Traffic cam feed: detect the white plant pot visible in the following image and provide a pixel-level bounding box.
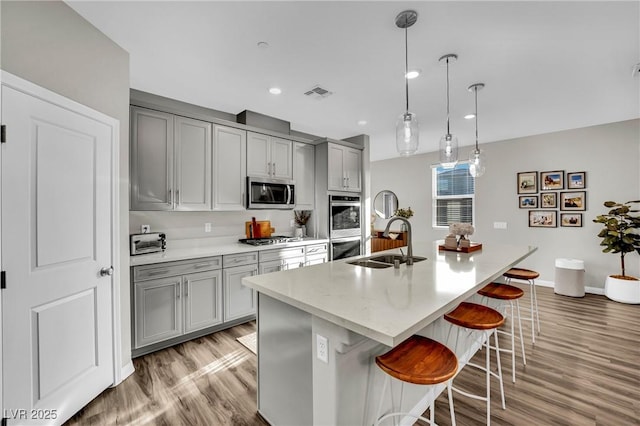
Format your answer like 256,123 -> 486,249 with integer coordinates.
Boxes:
604,275 -> 640,304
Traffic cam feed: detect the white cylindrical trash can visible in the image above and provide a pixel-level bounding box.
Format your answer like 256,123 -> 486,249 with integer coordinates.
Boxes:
554,258 -> 585,297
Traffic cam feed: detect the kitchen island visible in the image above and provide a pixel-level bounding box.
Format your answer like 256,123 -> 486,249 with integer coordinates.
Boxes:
242,241 -> 537,425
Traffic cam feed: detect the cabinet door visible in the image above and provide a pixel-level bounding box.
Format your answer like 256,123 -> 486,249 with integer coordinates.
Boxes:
213,125 -> 247,210
134,276 -> 182,348
223,263 -> 258,322
283,256 -> 306,270
183,270 -> 223,333
327,143 -> 346,191
344,147 -> 362,192
130,107 -> 174,210
174,116 -> 212,211
247,132 -> 271,177
293,142 -> 315,209
271,137 -> 293,179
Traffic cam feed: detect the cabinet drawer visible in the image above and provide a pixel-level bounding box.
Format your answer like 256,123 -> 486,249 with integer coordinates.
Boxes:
259,246 -> 305,262
133,256 -> 222,282
223,251 -> 258,268
305,243 -> 328,255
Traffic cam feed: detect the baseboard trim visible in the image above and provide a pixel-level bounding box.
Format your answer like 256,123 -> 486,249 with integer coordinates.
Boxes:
114,361 -> 135,387
506,278 -> 605,295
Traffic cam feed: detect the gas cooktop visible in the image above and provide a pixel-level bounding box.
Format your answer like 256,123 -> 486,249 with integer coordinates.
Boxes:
238,236 -> 303,246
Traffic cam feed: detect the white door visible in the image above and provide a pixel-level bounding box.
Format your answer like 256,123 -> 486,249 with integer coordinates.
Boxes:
2,80 -> 115,424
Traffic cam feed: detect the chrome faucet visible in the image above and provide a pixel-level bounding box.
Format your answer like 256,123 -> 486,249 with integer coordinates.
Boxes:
383,217 -> 413,265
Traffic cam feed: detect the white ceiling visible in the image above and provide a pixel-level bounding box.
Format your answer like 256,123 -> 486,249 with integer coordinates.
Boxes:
67,1 -> 640,161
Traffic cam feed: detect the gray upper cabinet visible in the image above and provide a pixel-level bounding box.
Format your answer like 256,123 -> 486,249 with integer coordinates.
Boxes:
293,142 -> 315,209
174,116 -> 212,211
213,125 -> 247,210
131,106 -> 212,211
130,107 -> 174,210
327,143 -> 362,192
247,131 -> 293,179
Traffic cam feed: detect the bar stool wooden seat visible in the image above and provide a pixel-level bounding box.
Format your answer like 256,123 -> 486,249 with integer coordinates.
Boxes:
444,302 -> 506,426
478,282 -> 526,383
503,267 -> 541,343
375,335 -> 458,426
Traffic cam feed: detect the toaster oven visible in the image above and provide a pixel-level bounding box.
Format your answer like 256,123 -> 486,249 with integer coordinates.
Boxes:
130,232 -> 166,255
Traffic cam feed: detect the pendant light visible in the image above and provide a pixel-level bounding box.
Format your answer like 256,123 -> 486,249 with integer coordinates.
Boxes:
439,54 -> 459,169
395,10 -> 419,156
468,83 -> 486,177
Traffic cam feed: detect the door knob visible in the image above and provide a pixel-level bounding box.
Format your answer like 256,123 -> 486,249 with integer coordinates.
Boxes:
100,266 -> 114,277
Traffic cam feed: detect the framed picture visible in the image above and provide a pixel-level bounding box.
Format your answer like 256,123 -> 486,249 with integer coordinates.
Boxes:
561,213 -> 583,227
540,170 -> 564,190
567,171 -> 586,189
529,210 -> 557,228
519,195 -> 538,208
517,171 -> 538,194
560,191 -> 586,211
540,192 -> 557,208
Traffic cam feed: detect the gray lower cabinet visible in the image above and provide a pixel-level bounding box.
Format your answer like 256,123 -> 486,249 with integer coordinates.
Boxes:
133,256 -> 223,352
305,243 -> 328,266
223,263 -> 258,322
259,246 -> 306,274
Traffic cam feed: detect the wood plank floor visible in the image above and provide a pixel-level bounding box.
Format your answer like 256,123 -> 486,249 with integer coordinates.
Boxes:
66,286 -> 640,426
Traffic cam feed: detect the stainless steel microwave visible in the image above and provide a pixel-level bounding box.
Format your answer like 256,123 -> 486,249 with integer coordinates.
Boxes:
246,176 -> 295,210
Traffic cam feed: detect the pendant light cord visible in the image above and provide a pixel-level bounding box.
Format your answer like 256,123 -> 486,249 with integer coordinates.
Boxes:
404,19 -> 409,113
446,57 -> 451,135
474,86 -> 479,151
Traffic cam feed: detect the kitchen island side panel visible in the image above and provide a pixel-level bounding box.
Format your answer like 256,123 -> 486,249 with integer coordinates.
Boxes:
257,293 -> 313,426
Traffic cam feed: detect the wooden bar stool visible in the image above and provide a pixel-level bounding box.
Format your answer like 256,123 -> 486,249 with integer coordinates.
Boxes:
478,282 -> 526,383
444,302 -> 506,426
504,267 -> 541,343
375,335 -> 458,426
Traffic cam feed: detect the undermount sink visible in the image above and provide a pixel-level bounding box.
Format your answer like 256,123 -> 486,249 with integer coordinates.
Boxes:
368,254 -> 427,264
347,259 -> 392,269
347,254 -> 427,269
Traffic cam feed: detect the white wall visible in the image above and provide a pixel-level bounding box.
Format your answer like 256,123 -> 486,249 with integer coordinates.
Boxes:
1,1 -> 131,371
372,119 -> 640,289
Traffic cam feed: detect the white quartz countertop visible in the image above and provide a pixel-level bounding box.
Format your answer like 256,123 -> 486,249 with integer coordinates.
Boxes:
130,237 -> 329,266
242,241 -> 537,347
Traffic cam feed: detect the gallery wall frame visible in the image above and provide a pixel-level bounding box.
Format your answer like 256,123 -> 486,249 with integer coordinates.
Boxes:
567,171 -> 586,189
541,192 -> 557,208
517,171 -> 538,194
560,191 -> 586,211
561,213 -> 583,227
529,210 -> 557,228
540,170 -> 564,190
519,195 -> 538,208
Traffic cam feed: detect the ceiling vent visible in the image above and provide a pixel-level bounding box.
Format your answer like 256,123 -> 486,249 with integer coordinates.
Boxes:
304,85 -> 333,100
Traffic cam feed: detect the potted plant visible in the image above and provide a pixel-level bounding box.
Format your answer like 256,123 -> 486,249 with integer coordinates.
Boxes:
294,210 -> 311,237
593,200 -> 640,303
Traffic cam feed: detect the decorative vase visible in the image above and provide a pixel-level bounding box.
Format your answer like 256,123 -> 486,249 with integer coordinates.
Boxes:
444,234 -> 457,249
400,223 -> 408,232
604,275 -> 640,304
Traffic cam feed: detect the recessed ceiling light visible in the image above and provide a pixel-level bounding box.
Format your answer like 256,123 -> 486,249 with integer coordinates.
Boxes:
269,87 -> 282,95
357,120 -> 368,126
406,69 -> 421,79
464,114 -> 475,120
257,41 -> 270,49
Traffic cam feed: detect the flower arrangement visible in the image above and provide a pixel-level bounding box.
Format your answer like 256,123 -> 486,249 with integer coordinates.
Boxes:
449,223 -> 474,237
294,210 -> 311,227
394,207 -> 414,219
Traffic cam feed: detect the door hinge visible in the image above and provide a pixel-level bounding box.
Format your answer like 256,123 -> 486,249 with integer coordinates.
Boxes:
1,270 -> 6,289
1,124 -> 6,143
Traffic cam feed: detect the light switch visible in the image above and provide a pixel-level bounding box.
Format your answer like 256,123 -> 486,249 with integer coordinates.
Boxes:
494,222 -> 507,229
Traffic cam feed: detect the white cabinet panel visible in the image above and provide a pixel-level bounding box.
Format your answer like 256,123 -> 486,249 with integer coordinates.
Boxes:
175,116 -> 212,211
134,276 -> 182,348
327,143 -> 346,191
184,270 -> 223,333
213,125 -> 246,210
293,142 -> 315,209
224,263 -> 258,322
247,131 -> 293,179
327,143 -> 362,192
271,137 -> 293,179
130,107 -> 173,210
344,147 -> 362,192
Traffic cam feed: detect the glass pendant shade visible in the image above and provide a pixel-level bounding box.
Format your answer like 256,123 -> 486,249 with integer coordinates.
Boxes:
439,133 -> 459,169
468,147 -> 486,177
396,111 -> 419,156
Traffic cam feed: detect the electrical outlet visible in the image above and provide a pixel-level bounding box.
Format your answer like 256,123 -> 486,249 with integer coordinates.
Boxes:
290,219 -> 295,228
205,222 -> 212,233
316,334 -> 328,363
141,224 -> 151,234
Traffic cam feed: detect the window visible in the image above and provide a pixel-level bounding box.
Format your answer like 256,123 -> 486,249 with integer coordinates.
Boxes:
432,163 -> 475,228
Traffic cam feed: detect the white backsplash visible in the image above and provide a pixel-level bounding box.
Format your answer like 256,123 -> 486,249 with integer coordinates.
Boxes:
130,210 -> 314,241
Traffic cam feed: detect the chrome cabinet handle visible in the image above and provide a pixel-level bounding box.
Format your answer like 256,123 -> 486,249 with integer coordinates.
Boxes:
184,281 -> 189,297
168,189 -> 172,204
273,162 -> 276,176
193,263 -> 213,269
176,285 -> 181,299
99,266 -> 114,277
